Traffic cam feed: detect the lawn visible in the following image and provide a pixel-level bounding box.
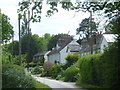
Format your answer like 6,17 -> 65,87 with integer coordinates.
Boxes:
33,79 -> 52,90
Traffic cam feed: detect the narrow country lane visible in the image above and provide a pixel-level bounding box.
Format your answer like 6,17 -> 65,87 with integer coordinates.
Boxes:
32,75 -> 86,90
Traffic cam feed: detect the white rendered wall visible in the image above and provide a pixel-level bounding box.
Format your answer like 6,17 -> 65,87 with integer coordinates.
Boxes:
48,53 -> 60,63
100,37 -> 108,53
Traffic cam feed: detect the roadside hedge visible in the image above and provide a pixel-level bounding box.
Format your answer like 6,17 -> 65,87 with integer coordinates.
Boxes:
64,65 -> 79,82
78,44 -> 120,88
78,54 -> 103,86
100,43 -> 120,88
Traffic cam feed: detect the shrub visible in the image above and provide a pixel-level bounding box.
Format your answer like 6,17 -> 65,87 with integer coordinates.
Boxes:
12,54 -> 27,65
43,62 -> 54,76
40,70 -> 48,77
28,62 -> 37,67
78,43 -> 120,88
64,65 -> 79,82
100,43 -> 120,88
65,53 -> 79,67
56,75 -> 63,80
78,54 -> 102,86
43,62 -> 54,71
2,52 -> 13,64
2,64 -> 34,88
31,66 -> 43,74
50,64 -> 63,78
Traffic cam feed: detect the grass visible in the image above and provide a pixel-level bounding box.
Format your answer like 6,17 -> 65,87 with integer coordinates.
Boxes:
76,81 -> 102,89
33,79 -> 52,90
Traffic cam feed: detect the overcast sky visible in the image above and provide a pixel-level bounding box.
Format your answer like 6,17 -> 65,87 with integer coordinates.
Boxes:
0,0 -> 90,40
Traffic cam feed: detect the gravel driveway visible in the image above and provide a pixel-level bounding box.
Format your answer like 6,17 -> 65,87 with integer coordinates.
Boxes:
32,75 -> 86,90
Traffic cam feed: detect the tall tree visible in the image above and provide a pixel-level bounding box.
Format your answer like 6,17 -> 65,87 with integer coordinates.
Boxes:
47,33 -> 68,50
0,9 -> 2,45
20,33 -> 51,62
76,18 -> 98,39
76,17 -> 98,54
7,41 -> 19,56
1,13 -> 14,44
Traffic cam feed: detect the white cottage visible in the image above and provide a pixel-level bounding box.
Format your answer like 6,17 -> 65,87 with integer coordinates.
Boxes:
80,34 -> 116,56
47,36 -> 80,64
33,51 -> 51,62
100,34 -> 116,53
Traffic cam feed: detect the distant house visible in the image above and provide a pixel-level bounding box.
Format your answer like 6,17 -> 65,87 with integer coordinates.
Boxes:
33,51 -> 51,62
100,34 -> 116,53
47,36 -> 80,64
80,34 -> 116,56
66,45 -> 81,54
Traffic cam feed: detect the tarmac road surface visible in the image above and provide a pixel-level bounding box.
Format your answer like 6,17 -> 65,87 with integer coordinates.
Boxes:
32,75 -> 86,90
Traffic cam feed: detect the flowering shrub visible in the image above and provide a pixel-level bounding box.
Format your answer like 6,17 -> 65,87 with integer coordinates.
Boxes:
43,62 -> 54,76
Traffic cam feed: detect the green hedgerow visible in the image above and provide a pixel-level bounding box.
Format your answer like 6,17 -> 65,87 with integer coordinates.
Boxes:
78,54 -> 103,86
64,65 -> 79,82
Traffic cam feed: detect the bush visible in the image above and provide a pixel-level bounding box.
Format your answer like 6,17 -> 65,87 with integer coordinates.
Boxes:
31,66 -> 43,74
78,54 -> 102,86
56,75 -> 65,81
2,52 -> 13,64
100,43 -> 120,88
2,64 -> 34,88
65,53 -> 79,67
64,65 -> 79,82
28,62 -> 37,67
40,70 -> 48,77
50,64 -> 63,78
78,43 -> 120,88
43,62 -> 54,76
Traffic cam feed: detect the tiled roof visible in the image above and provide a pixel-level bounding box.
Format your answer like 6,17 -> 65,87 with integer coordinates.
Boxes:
34,51 -> 48,57
79,46 -> 98,53
68,45 -> 80,52
48,36 -> 73,55
48,40 -> 72,55
80,34 -> 116,53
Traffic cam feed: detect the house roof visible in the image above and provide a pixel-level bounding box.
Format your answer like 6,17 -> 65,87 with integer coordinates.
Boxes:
48,40 -> 72,55
48,36 -> 73,55
103,34 -> 116,42
80,34 -> 116,53
34,51 -> 49,57
68,45 -> 80,52
79,46 -> 98,53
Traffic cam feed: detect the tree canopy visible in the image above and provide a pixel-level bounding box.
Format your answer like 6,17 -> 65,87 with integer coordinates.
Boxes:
47,33 -> 68,50
76,17 -> 98,39
1,13 -> 14,44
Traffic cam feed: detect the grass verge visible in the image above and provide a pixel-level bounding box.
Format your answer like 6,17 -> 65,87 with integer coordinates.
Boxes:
33,79 -> 52,90
76,81 -> 102,89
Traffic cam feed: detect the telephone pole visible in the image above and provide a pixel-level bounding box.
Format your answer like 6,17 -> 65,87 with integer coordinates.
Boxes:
90,11 -> 93,54
18,14 -> 21,65
27,9 -> 31,63
12,32 -> 14,56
